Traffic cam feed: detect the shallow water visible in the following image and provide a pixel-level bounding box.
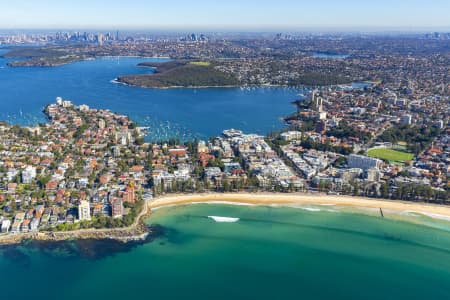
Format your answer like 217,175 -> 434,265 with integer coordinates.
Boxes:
2,204 -> 450,300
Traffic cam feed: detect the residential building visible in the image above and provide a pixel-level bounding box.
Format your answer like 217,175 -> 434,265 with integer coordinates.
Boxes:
348,154 -> 382,171
22,166 -> 37,184
280,131 -> 302,141
78,200 -> 91,221
1,220 -> 11,233
112,198 -> 124,218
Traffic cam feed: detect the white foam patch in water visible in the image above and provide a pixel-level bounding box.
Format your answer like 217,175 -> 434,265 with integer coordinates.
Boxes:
192,201 -> 256,207
300,207 -> 322,212
400,211 -> 421,217
409,212 -> 450,222
110,78 -> 129,86
208,216 -> 240,223
270,204 -> 329,212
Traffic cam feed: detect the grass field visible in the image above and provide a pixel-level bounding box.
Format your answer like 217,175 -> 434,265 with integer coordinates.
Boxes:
190,61 -> 211,66
368,148 -> 414,162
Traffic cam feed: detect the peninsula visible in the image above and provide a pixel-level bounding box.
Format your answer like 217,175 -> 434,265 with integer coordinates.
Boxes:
0,97 -> 153,242
3,47 -> 95,67
116,60 -> 240,88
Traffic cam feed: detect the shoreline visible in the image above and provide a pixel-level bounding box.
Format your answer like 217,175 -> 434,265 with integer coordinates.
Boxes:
0,198 -> 151,246
111,80 -> 356,90
110,77 -> 243,90
2,193 -> 450,246
111,79 -> 359,90
4,55 -> 169,68
149,193 -> 450,220
101,55 -> 171,59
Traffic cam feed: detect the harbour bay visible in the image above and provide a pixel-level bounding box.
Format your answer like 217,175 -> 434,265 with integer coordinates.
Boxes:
0,53 -> 299,141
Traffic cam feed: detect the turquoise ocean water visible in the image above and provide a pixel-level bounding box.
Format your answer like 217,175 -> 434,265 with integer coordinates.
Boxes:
2,204 -> 450,300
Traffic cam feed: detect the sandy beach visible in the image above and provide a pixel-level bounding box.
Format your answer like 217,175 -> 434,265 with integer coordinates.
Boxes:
2,193 -> 450,246
149,193 -> 450,220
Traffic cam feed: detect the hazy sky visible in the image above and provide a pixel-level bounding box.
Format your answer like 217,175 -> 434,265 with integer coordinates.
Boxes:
1,0 -> 449,30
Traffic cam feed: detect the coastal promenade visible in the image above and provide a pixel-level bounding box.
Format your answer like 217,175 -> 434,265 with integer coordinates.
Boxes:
0,197 -> 151,245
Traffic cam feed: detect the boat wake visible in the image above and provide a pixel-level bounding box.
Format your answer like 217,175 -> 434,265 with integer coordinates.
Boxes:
208,216 -> 240,223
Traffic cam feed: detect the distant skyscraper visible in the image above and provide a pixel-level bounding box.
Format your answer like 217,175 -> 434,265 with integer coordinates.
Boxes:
97,33 -> 104,46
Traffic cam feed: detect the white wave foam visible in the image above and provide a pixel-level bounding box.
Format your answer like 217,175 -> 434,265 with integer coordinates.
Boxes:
192,201 -> 255,207
208,216 -> 240,223
300,207 -> 322,212
268,204 -> 326,212
400,211 -> 420,217
410,212 -> 450,222
110,78 -> 129,86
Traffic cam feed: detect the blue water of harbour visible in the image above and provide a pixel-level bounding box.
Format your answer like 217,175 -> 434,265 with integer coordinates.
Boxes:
0,52 -> 299,141
313,52 -> 350,59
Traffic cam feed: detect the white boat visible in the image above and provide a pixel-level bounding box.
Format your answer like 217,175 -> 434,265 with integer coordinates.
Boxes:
208,216 -> 240,223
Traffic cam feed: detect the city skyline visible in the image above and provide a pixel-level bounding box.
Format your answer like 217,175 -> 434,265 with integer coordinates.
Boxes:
1,0 -> 450,30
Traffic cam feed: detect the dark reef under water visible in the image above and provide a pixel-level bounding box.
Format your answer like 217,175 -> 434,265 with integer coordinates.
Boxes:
0,224 -> 167,262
